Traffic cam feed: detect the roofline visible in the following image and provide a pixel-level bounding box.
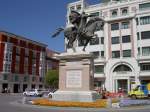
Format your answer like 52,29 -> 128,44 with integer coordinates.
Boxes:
46,56 -> 59,61
0,31 -> 47,47
46,48 -> 60,54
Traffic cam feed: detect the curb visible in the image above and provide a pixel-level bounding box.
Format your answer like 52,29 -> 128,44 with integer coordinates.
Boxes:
12,99 -> 150,112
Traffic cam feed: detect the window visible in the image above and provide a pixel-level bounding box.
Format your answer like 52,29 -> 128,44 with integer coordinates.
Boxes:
78,39 -> 86,46
122,35 -> 131,43
7,64 -> 11,72
112,51 -> 120,58
136,18 -> 139,25
123,50 -> 131,57
121,8 -> 128,15
32,51 -> 36,59
142,46 -> 150,56
9,54 -> 12,61
91,51 -> 99,58
16,47 -> 20,55
3,64 -> 11,72
5,54 -> 8,61
94,65 -> 104,73
90,37 -> 99,45
15,58 -> 19,73
3,74 -> 8,80
101,51 -> 104,57
39,85 -> 43,89
140,63 -> 150,71
39,77 -> 43,82
25,49 -> 29,57
4,53 -> 12,62
94,82 -> 101,87
111,23 -> 119,30
140,16 -> 150,25
111,10 -> 118,17
90,12 -> 99,17
101,37 -> 104,44
32,77 -> 36,82
24,58 -> 28,74
24,76 -> 28,82
95,25 -> 103,31
70,6 -> 75,11
113,65 -> 131,72
14,75 -> 19,82
111,37 -> 120,44
31,84 -> 35,89
141,31 -> 150,39
121,21 -> 129,29
139,2 -> 150,10
138,47 -> 141,56
137,32 -> 140,40
76,4 -> 81,10
6,44 -> 12,52
32,67 -> 36,75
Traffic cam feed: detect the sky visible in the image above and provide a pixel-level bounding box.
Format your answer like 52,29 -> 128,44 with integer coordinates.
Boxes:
0,0 -> 101,53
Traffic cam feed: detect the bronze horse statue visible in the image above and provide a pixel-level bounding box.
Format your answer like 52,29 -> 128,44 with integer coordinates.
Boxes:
52,10 -> 104,51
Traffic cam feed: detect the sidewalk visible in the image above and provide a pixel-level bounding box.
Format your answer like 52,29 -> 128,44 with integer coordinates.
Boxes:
0,93 -> 22,96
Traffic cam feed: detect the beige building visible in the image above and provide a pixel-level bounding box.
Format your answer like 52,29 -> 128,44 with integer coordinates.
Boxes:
66,0 -> 150,93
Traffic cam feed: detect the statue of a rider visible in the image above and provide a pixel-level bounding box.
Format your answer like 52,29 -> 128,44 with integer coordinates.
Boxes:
52,10 -> 104,51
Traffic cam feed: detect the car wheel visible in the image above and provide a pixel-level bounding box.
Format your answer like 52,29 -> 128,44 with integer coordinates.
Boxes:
49,94 -> 52,98
39,94 -> 43,97
23,93 -> 27,96
131,94 -> 137,99
34,94 -> 37,97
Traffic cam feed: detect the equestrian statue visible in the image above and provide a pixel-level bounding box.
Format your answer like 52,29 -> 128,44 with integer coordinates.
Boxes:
52,10 -> 105,52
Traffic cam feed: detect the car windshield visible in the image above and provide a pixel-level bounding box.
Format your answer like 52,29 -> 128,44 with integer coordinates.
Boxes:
37,90 -> 42,92
51,89 -> 57,92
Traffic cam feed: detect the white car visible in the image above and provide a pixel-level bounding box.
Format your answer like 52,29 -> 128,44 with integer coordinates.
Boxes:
23,89 -> 43,97
48,89 -> 57,98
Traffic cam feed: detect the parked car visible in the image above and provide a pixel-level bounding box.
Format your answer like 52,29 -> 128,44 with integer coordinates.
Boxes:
48,89 -> 57,98
23,89 -> 43,97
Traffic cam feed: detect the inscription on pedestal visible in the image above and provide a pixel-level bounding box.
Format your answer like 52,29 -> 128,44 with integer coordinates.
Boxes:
66,70 -> 82,88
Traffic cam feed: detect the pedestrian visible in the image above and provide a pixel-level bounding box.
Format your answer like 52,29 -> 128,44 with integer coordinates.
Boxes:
4,88 -> 8,93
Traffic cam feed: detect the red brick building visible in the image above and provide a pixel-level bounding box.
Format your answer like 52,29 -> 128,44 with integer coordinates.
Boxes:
46,49 -> 59,71
0,31 -> 47,93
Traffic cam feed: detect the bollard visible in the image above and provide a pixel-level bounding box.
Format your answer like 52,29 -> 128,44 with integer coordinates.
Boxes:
107,98 -> 112,108
22,97 -> 26,104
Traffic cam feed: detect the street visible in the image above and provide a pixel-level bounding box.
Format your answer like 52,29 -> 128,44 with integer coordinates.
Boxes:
1,94 -> 150,112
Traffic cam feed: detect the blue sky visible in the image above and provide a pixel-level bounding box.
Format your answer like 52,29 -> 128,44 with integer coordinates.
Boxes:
0,0 -> 100,53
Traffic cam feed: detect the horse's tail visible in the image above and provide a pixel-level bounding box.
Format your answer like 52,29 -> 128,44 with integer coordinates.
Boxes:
52,27 -> 64,38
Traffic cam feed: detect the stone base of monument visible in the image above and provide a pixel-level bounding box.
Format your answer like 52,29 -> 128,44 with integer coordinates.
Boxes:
52,91 -> 97,102
53,52 -> 97,102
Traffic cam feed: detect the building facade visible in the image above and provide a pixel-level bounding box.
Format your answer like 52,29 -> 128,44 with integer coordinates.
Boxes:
0,31 -> 47,93
46,49 -> 59,71
66,0 -> 150,93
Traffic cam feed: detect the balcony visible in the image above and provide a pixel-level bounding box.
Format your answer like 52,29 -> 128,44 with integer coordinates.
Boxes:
137,55 -> 150,61
86,0 -> 130,10
106,12 -> 136,22
94,73 -> 105,78
139,70 -> 150,77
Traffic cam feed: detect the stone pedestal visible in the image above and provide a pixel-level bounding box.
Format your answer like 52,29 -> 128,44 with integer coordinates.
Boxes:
52,52 -> 97,102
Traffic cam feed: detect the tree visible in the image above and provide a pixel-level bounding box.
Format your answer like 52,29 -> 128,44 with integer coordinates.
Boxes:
45,69 -> 59,89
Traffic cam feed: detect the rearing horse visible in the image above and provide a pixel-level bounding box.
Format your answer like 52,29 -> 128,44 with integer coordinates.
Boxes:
52,10 -> 105,51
